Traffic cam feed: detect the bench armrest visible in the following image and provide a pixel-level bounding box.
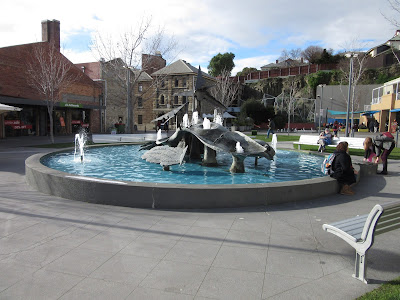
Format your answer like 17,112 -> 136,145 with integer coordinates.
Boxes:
322,224 -> 359,245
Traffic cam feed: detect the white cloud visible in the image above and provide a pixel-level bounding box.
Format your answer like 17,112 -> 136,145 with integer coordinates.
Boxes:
0,0 -> 396,70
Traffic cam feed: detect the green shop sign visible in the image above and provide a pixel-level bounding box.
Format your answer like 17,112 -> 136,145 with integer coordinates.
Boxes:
60,102 -> 82,108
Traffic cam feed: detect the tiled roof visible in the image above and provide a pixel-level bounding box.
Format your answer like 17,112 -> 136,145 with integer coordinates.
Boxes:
152,59 -> 214,80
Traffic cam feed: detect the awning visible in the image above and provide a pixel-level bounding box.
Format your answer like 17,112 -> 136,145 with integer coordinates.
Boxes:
222,112 -> 236,118
327,110 -> 347,115
0,103 -> 22,115
151,102 -> 188,123
390,108 -> 400,112
361,110 -> 380,116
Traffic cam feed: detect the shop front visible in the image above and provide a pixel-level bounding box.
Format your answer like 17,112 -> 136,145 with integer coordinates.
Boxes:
1,100 -> 103,138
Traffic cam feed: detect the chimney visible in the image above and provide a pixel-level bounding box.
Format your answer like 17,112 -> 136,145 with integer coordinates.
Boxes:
396,29 -> 400,36
42,19 -> 60,51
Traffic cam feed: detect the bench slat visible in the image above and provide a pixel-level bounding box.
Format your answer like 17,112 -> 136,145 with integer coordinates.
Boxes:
375,217 -> 400,235
328,215 -> 368,228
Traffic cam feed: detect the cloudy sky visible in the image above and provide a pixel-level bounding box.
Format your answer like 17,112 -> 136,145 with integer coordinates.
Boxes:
0,0 -> 397,75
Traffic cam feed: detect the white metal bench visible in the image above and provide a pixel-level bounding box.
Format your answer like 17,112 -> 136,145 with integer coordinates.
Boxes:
322,201 -> 400,283
293,135 -> 364,150
293,135 -> 339,150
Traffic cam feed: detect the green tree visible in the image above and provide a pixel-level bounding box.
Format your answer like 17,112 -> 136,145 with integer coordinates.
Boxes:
208,52 -> 235,77
236,67 -> 258,77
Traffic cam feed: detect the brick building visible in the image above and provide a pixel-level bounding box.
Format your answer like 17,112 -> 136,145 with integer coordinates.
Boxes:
0,20 -> 103,139
76,54 -> 164,133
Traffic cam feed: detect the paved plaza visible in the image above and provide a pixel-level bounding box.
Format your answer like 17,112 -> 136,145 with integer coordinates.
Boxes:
0,134 -> 399,299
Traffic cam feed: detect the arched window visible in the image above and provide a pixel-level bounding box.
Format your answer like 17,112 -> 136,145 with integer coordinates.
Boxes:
160,95 -> 165,105
175,79 -> 179,87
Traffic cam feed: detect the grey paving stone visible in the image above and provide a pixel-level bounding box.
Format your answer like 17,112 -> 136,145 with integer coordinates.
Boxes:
41,224 -> 103,248
126,286 -> 194,300
181,226 -> 229,245
230,214 -> 272,232
43,247 -> 114,276
59,277 -> 134,300
265,250 -> 324,279
0,269 -> 84,299
121,235 -> 177,259
140,260 -> 209,295
0,217 -> 40,238
269,219 -> 314,236
4,243 -> 74,268
223,229 -> 270,249
142,223 -> 191,240
192,215 -> 236,229
89,253 -> 159,285
196,266 -> 264,299
0,260 -> 40,293
78,230 -> 137,254
164,240 -> 221,266
268,232 -> 318,254
212,245 -> 268,272
262,273 -> 312,299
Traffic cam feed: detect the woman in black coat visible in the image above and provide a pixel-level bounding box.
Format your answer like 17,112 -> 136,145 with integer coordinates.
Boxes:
331,142 -> 358,195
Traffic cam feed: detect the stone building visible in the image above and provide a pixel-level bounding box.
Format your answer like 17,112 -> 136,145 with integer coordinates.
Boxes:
0,20 -> 103,139
145,59 -> 217,131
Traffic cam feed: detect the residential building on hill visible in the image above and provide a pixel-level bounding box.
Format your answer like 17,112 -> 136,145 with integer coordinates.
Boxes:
367,30 -> 400,68
0,20 -> 103,139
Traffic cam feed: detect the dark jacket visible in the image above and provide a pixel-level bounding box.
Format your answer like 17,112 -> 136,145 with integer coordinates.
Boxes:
330,150 -> 356,185
373,133 -> 395,157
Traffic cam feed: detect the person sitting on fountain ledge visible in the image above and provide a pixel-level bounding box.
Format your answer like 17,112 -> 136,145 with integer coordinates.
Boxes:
317,128 -> 332,152
330,141 -> 358,195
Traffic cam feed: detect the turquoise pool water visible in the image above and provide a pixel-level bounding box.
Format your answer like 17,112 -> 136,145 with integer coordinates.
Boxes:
41,145 -> 325,185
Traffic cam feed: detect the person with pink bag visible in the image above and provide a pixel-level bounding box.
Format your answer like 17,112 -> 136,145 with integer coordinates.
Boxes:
363,137 -> 377,163
373,132 -> 395,175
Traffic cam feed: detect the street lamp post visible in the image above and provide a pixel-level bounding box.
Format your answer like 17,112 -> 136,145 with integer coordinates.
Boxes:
345,53 -> 357,137
317,84 -> 326,131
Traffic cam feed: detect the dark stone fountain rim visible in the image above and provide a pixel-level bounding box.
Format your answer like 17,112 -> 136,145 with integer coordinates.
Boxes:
24,143 -> 351,209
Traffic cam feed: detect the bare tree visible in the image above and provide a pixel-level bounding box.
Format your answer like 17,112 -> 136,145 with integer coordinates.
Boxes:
91,16 -> 178,133
25,42 -> 80,143
274,77 -> 304,134
279,48 -> 303,65
209,69 -> 241,108
383,0 -> 400,27
338,40 -> 369,131
301,45 -> 324,64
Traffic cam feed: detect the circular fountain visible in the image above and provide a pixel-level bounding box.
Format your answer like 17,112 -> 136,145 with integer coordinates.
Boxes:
25,125 -> 342,209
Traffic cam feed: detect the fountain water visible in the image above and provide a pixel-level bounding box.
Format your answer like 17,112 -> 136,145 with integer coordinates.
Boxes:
271,133 -> 278,152
213,113 -> 223,126
235,142 -> 244,153
192,111 -> 199,125
203,118 -> 211,129
182,114 -> 190,128
74,130 -> 87,163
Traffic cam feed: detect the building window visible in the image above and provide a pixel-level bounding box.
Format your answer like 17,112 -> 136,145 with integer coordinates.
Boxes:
138,97 -> 143,108
138,115 -> 143,124
182,96 -> 187,104
182,77 -> 186,87
160,95 -> 165,105
175,79 -> 179,87
161,80 -> 165,88
174,96 -> 178,105
138,85 -> 143,92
